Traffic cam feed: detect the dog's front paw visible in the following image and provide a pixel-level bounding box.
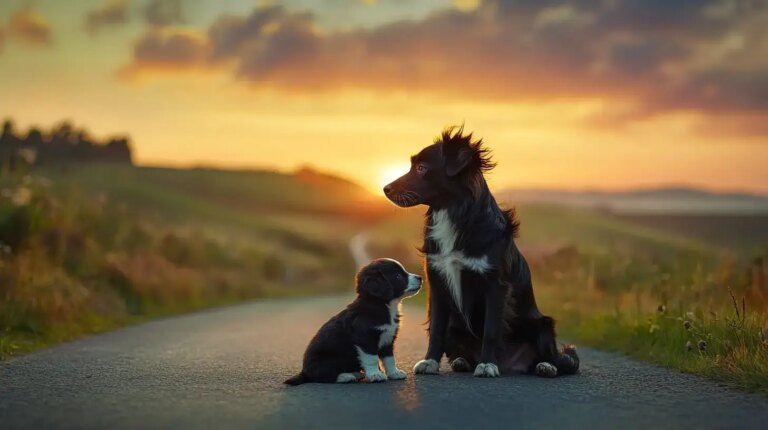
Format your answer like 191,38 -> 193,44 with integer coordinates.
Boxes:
413,359 -> 440,375
473,362 -> 500,378
450,357 -> 472,373
365,371 -> 387,383
386,368 -> 408,380
534,362 -> 558,378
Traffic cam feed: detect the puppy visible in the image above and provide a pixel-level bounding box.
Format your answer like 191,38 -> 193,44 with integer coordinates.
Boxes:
383,127 -> 579,378
284,258 -> 422,385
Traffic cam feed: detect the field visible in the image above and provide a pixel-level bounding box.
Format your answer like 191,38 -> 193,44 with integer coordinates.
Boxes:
2,164 -> 767,394
0,164 -> 388,359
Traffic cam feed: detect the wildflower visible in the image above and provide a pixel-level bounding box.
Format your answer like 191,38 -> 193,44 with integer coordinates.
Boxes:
11,187 -> 31,206
657,304 -> 666,314
698,340 -> 707,352
683,320 -> 692,330
36,176 -> 52,188
686,341 -> 693,352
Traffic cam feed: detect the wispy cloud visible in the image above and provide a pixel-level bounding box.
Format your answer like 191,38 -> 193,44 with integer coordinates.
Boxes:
6,7 -> 53,47
144,0 -> 184,27
118,0 -> 768,131
86,0 -> 131,34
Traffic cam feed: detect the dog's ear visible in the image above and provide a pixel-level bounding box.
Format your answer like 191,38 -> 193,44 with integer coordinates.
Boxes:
443,140 -> 474,177
445,146 -> 473,177
356,268 -> 394,301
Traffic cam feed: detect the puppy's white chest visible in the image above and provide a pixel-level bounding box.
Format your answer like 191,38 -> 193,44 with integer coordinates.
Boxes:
427,210 -> 490,310
377,301 -> 401,349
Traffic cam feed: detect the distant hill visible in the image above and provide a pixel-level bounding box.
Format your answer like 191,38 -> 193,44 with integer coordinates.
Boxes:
43,164 -> 390,234
498,187 -> 768,214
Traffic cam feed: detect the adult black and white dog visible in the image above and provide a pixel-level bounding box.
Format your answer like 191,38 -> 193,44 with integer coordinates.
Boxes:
284,258 -> 422,385
383,127 -> 579,378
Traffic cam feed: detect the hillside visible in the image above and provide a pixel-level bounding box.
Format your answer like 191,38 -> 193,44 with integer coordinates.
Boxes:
0,164 -> 388,359
499,187 -> 768,214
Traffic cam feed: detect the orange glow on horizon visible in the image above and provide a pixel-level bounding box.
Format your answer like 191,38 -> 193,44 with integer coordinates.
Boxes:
377,163 -> 411,193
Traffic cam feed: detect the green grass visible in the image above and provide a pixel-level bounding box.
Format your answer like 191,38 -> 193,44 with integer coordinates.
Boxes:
545,289 -> 768,393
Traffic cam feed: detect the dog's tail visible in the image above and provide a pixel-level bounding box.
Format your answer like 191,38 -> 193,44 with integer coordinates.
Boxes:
284,371 -> 310,386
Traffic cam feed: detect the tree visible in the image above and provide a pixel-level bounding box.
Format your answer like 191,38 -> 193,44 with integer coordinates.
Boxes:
1,119 -> 19,147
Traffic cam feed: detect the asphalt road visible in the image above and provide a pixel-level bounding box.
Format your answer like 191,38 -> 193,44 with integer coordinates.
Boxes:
2,295 -> 768,430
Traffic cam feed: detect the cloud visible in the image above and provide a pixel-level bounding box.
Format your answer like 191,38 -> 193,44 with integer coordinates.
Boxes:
120,1 -> 768,128
118,27 -> 208,79
86,0 -> 131,34
144,0 -> 184,27
6,8 -> 53,46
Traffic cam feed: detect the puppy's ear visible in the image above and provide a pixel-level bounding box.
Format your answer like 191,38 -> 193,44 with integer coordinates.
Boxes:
356,269 -> 394,301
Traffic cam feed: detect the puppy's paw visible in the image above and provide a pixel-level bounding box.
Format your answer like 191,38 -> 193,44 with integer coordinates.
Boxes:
336,372 -> 362,383
413,359 -> 440,375
365,371 -> 387,383
450,357 -> 472,373
534,362 -> 558,378
386,368 -> 408,380
473,362 -> 500,378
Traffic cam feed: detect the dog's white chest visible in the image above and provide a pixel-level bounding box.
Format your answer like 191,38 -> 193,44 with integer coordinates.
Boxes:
377,301 -> 401,349
427,210 -> 490,310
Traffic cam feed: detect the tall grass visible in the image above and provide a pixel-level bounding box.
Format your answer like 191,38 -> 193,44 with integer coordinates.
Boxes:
0,167 -> 358,359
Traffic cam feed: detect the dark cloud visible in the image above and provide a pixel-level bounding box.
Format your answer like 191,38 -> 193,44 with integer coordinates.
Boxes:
6,8 -> 53,46
118,28 -> 208,78
208,7 -> 319,80
144,0 -> 184,27
86,0 -> 131,34
120,0 -> 768,127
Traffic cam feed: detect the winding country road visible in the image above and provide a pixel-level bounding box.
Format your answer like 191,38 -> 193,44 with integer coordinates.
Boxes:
2,295 -> 768,430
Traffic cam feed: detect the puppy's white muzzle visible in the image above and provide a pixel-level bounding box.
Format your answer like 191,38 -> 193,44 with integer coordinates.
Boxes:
404,273 -> 423,297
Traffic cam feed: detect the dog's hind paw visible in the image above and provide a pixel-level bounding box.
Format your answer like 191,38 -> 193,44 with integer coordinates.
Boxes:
365,371 -> 387,383
473,362 -> 500,378
535,362 -> 558,378
450,357 -> 472,373
336,373 -> 362,383
413,359 -> 440,375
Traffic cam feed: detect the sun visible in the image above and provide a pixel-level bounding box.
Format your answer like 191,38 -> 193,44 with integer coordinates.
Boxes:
377,162 -> 411,192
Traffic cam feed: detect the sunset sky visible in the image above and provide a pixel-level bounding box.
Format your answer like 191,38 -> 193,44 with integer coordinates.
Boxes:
1,0 -> 767,193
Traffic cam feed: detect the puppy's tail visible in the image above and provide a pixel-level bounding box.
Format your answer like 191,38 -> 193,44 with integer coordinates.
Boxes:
284,371 -> 310,386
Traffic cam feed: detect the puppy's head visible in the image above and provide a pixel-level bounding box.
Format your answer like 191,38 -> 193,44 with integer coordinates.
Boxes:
355,258 -> 422,302
383,126 -> 495,208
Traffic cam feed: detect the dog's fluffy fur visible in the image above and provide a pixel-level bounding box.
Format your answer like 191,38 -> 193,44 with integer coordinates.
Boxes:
284,259 -> 422,385
384,127 -> 579,378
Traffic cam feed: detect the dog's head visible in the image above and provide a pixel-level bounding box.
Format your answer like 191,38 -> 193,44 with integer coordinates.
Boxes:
355,258 -> 422,302
383,126 -> 495,208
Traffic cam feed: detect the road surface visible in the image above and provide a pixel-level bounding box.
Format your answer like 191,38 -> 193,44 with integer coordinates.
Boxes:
2,295 -> 768,430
